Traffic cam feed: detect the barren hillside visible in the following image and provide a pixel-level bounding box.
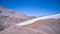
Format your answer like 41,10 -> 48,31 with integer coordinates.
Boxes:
0,6 -> 36,31
0,6 -> 60,34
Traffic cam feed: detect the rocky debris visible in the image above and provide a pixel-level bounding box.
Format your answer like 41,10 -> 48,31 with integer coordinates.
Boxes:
24,19 -> 60,34
0,19 -> 60,34
0,6 -> 36,31
0,6 -> 60,34
0,26 -> 46,34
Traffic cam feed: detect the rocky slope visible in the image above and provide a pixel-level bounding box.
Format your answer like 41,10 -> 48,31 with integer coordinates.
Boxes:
0,6 -> 36,31
0,18 -> 60,34
24,19 -> 60,34
0,13 -> 60,34
0,6 -> 60,34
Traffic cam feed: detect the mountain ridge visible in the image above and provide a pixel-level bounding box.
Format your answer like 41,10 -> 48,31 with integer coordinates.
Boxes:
0,6 -> 60,34
0,6 -> 36,31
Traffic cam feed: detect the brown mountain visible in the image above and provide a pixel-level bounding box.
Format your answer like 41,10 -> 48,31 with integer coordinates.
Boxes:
0,6 -> 36,31
0,19 -> 60,34
24,19 -> 60,34
0,6 -> 60,34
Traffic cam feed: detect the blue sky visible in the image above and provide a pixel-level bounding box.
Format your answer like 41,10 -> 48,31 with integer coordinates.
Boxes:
0,0 -> 60,16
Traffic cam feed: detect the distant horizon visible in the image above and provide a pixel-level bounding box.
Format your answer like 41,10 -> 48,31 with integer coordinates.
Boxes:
0,0 -> 60,16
